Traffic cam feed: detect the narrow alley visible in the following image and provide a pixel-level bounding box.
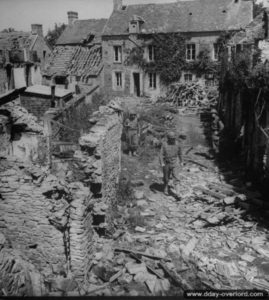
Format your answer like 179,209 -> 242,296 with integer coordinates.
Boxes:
79,97 -> 269,296
1,0 -> 269,297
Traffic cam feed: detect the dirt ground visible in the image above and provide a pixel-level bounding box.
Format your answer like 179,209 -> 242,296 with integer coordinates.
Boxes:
83,98 -> 269,296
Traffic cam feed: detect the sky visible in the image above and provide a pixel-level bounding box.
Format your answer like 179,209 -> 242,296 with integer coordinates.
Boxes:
0,0 -> 177,35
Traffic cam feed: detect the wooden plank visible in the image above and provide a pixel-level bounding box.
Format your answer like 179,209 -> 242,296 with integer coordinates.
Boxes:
193,186 -> 225,200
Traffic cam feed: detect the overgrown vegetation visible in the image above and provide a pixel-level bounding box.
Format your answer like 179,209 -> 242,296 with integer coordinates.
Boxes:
125,33 -> 187,85
45,23 -> 67,48
125,33 -> 220,85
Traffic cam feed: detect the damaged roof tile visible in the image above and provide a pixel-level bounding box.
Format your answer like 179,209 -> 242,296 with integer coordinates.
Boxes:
44,45 -> 103,78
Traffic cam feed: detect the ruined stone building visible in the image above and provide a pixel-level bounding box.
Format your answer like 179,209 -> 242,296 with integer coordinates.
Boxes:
0,25 -> 52,95
43,12 -> 107,93
101,0 -> 253,98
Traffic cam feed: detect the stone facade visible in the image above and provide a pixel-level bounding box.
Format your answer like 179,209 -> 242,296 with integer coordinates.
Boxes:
102,32 -> 221,98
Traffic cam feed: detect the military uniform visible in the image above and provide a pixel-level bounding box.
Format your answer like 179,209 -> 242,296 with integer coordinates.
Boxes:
160,132 -> 183,195
211,110 -> 224,155
124,113 -> 139,156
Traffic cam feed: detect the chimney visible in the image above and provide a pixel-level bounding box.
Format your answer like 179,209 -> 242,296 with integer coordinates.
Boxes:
67,11 -> 78,26
113,0 -> 123,11
31,24 -> 43,37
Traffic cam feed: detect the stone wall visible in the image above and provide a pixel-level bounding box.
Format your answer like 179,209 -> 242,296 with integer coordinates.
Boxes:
20,94 -> 51,120
0,68 -> 7,94
71,103 -> 123,276
0,100 -> 123,291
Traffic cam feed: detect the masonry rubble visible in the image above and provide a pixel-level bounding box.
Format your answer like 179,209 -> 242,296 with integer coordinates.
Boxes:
0,99 -> 123,295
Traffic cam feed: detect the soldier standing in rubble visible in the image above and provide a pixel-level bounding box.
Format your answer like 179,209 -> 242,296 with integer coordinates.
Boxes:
124,110 -> 140,156
211,109 -> 224,158
159,131 -> 183,195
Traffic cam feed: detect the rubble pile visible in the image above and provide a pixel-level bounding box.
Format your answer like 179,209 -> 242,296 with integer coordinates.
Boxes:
157,82 -> 218,109
0,232 -> 45,296
2,101 -> 43,133
114,143 -> 269,294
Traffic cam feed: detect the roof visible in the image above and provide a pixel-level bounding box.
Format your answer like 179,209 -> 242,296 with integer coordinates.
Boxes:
0,31 -> 37,51
229,10 -> 268,44
103,0 -> 253,36
44,45 -> 103,78
56,19 -> 107,45
24,85 -> 73,98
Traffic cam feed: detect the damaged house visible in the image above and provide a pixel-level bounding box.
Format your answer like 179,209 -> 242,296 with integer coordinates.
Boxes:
0,24 -> 52,95
219,8 -> 269,187
43,12 -> 107,94
102,0 -> 253,98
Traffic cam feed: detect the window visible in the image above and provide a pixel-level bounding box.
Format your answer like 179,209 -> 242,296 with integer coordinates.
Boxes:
148,45 -> 155,61
184,73 -> 193,82
149,73 -> 157,89
213,43 -> 220,60
186,44 -> 196,61
43,50 -> 46,59
115,72 -> 122,87
114,46 -> 122,63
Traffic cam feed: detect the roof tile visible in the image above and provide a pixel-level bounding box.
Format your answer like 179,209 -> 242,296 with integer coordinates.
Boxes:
103,0 -> 253,35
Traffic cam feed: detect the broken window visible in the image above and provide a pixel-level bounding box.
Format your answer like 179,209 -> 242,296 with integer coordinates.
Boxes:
149,73 -> 157,89
186,44 -> 196,61
114,46 -> 122,63
213,43 -> 220,60
184,73 -> 193,82
148,45 -> 155,61
115,72 -> 122,87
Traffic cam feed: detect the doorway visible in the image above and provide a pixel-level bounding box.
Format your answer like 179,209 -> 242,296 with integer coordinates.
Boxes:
133,73 -> 140,97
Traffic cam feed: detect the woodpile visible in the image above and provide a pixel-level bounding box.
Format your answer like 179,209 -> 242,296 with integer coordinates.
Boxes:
157,81 -> 218,108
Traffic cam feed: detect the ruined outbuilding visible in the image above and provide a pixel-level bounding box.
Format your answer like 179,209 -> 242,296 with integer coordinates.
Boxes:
0,25 -> 52,94
43,13 -> 107,92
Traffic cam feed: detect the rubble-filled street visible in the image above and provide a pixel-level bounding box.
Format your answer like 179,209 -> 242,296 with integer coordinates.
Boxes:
1,0 -> 269,297
76,98 -> 269,296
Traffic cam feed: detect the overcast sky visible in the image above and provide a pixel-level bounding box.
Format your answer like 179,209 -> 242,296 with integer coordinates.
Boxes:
0,0 -> 177,35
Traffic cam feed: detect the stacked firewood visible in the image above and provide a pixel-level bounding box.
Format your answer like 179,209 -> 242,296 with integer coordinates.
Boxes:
158,81 -> 218,108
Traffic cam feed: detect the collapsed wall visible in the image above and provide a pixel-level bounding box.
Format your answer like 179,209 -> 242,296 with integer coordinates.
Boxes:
0,100 -> 123,294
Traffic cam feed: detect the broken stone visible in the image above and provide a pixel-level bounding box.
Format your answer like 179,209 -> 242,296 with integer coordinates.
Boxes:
223,196 -> 236,205
129,290 -> 139,296
168,243 -> 180,254
145,276 -> 158,294
182,238 -> 198,256
236,194 -> 247,202
155,223 -> 164,229
159,278 -> 171,292
118,273 -> 133,284
94,252 -> 103,261
133,271 -> 152,283
125,262 -> 147,275
136,200 -> 148,207
241,253 -> 255,263
135,226 -> 146,233
134,190 -> 144,200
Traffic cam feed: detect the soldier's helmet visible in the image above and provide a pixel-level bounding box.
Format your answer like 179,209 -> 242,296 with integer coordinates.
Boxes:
167,131 -> 176,139
211,109 -> 218,115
